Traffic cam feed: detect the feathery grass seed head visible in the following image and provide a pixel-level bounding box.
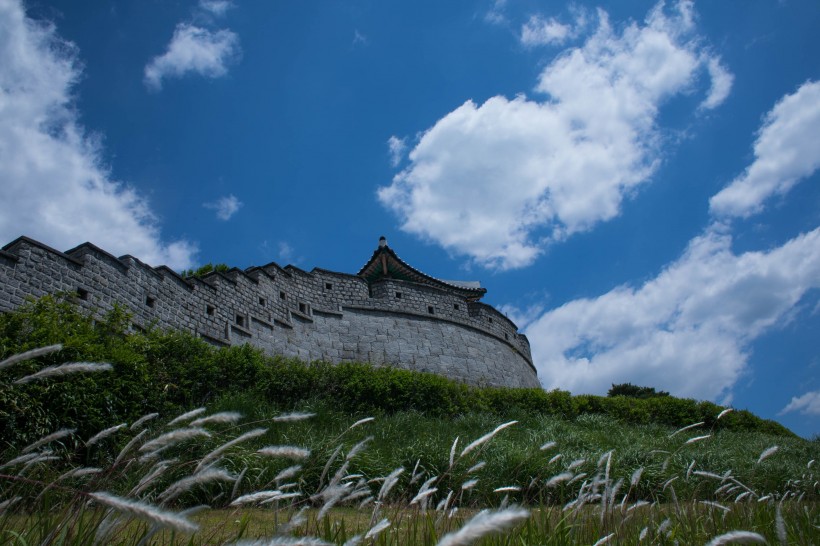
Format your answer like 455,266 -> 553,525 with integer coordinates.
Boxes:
14,362 -> 112,384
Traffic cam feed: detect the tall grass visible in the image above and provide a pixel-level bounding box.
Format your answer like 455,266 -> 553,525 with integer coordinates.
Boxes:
1,346 -> 817,544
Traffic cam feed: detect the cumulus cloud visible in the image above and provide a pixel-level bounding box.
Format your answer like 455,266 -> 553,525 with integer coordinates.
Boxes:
204,194 -> 242,220
525,225 -> 820,401
144,23 -> 240,90
520,15 -> 573,46
387,136 -> 407,167
199,0 -> 233,17
0,0 -> 195,269
779,391 -> 820,416
379,1 -> 732,270
710,80 -> 820,217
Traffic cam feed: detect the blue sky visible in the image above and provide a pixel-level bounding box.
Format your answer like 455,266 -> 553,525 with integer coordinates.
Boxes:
1,0 -> 818,437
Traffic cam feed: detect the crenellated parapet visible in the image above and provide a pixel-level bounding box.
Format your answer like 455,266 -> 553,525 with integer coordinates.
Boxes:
0,236 -> 539,389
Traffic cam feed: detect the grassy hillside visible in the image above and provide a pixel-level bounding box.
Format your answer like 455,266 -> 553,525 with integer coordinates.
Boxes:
1,296 -> 817,544
0,295 -> 794,453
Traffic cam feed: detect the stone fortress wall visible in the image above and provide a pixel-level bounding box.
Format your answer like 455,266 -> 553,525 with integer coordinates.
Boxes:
0,236 -> 540,389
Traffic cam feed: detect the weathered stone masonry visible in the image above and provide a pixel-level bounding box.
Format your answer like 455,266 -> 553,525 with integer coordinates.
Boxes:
0,236 -> 539,389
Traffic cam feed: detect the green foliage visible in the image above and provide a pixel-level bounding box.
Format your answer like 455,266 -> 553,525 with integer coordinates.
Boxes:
0,297 -> 796,456
179,262 -> 230,278
608,382 -> 670,398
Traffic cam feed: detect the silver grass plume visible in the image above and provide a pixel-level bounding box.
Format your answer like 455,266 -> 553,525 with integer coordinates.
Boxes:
258,446 -> 311,459
130,413 -> 159,431
685,434 -> 711,445
346,436 -> 372,460
377,467 -> 404,501
546,472 -> 573,487
272,412 -> 316,422
776,502 -> 787,545
342,536 -> 363,546
365,518 -> 391,539
435,508 -> 529,546
275,465 -> 302,483
0,344 -> 62,370
195,427 -> 267,473
139,427 -> 211,453
0,451 -> 43,469
318,444 -> 343,488
700,500 -> 730,513
757,445 -> 779,464
410,488 -> 438,505
233,538 -> 332,546
158,467 -> 235,503
449,436 -> 459,468
669,421 -> 704,437
593,533 -> 615,545
567,458 -> 586,470
189,412 -> 243,427
466,461 -> 486,474
22,428 -> 75,453
347,417 -> 375,430
410,458 -> 422,484
89,491 -> 198,533
539,441 -> 557,451
14,362 -> 112,384
130,460 -> 174,496
276,506 -> 309,536
232,465 -> 248,499
230,491 -> 283,506
717,408 -> 733,420
459,421 -> 517,458
704,531 -> 766,545
114,429 -> 149,465
0,497 -> 22,512
57,467 -> 102,481
87,423 -> 126,446
166,407 -> 206,427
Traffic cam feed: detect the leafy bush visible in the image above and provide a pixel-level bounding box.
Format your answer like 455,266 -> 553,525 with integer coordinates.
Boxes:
608,382 -> 670,398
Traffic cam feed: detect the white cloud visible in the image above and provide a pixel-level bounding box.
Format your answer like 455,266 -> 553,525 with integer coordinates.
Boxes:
204,194 -> 242,220
497,302 -> 546,330
144,23 -> 240,91
379,1 -> 731,270
199,0 -> 233,17
0,0 -> 195,269
701,56 -> 733,109
520,15 -> 573,47
484,0 -> 508,26
710,80 -> 820,218
779,391 -> 820,416
525,225 -> 820,401
353,30 -> 368,47
387,136 -> 407,167
278,241 -> 295,263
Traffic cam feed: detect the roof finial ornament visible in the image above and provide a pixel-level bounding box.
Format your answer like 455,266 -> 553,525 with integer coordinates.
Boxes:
378,236 -> 387,248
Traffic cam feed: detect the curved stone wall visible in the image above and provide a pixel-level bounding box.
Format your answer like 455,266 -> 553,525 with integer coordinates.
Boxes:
0,236 -> 539,389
